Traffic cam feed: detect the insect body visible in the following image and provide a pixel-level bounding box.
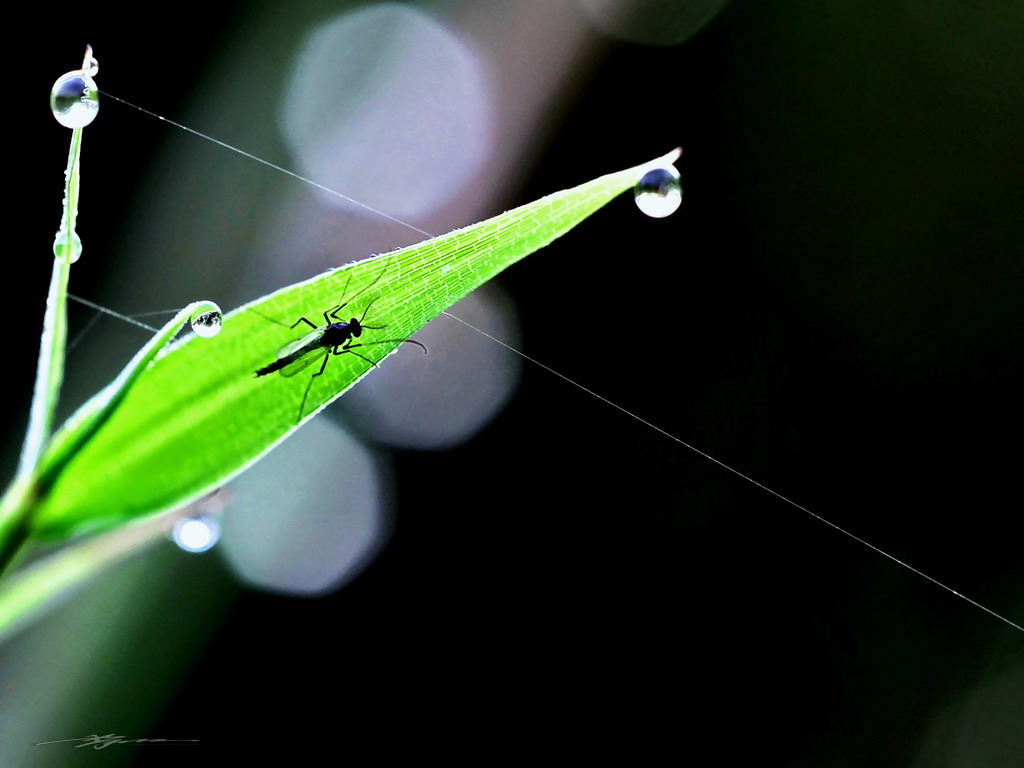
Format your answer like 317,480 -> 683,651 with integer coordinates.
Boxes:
255,281 -> 426,423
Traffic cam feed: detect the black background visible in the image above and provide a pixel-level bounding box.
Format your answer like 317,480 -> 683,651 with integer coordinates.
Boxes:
6,1 -> 1023,766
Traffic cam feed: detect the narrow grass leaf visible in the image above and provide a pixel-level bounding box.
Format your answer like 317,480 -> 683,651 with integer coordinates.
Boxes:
30,151 -> 679,539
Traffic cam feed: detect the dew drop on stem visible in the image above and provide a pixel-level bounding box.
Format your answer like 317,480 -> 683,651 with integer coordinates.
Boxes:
50,71 -> 99,128
190,304 -> 223,338
52,229 -> 82,263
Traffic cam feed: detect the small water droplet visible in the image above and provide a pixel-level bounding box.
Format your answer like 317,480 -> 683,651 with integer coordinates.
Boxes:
50,71 -> 99,128
634,165 -> 682,218
190,303 -> 223,338
52,229 -> 82,263
172,515 -> 221,553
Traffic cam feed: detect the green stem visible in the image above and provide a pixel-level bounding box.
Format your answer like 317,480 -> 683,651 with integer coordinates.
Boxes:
0,127 -> 82,576
20,127 -> 81,474
0,476 -> 37,578
0,296 -> 217,581
0,502 -> 176,642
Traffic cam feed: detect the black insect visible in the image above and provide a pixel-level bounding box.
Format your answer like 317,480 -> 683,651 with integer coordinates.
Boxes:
255,274 -> 426,423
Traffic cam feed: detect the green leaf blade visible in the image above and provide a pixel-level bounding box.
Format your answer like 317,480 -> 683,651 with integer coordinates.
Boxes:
31,151 -> 677,539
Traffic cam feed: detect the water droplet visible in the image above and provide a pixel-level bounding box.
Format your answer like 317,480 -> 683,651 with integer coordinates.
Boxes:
52,229 -> 82,263
50,71 -> 99,128
172,515 -> 221,553
190,303 -> 223,338
634,165 -> 682,218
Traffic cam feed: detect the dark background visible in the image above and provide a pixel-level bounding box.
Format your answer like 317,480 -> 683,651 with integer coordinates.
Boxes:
5,1 -> 1023,765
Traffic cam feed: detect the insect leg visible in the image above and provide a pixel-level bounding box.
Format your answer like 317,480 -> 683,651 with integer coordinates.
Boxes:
319,275 -> 355,320
290,316 -> 319,330
297,353 -> 331,423
334,344 -> 378,368
328,267 -> 389,321
249,307 -> 306,329
330,293 -> 382,324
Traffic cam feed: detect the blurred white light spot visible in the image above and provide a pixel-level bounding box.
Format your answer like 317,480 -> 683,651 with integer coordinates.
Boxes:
345,285 -> 520,450
172,516 -> 221,553
280,3 -> 492,220
220,418 -> 388,596
575,0 -> 731,46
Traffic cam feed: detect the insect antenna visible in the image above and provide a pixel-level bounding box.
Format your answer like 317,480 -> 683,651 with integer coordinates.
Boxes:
326,266 -> 392,320
343,337 -> 428,357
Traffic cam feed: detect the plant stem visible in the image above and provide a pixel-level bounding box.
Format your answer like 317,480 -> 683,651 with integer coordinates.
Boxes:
0,122 -> 84,576
0,502 -> 178,642
0,475 -> 37,578
20,127 -> 81,474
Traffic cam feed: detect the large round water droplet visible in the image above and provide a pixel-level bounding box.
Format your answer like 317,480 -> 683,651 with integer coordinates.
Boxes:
634,165 -> 682,218
190,303 -> 223,338
50,71 -> 99,128
52,229 -> 82,263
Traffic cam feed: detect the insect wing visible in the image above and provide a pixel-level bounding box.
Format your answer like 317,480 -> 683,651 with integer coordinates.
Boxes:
277,327 -> 323,359
278,348 -> 331,377
276,328 -> 329,378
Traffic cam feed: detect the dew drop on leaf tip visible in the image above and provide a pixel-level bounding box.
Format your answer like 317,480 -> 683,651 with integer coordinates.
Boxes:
190,303 -> 223,338
50,71 -> 99,128
634,164 -> 683,219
